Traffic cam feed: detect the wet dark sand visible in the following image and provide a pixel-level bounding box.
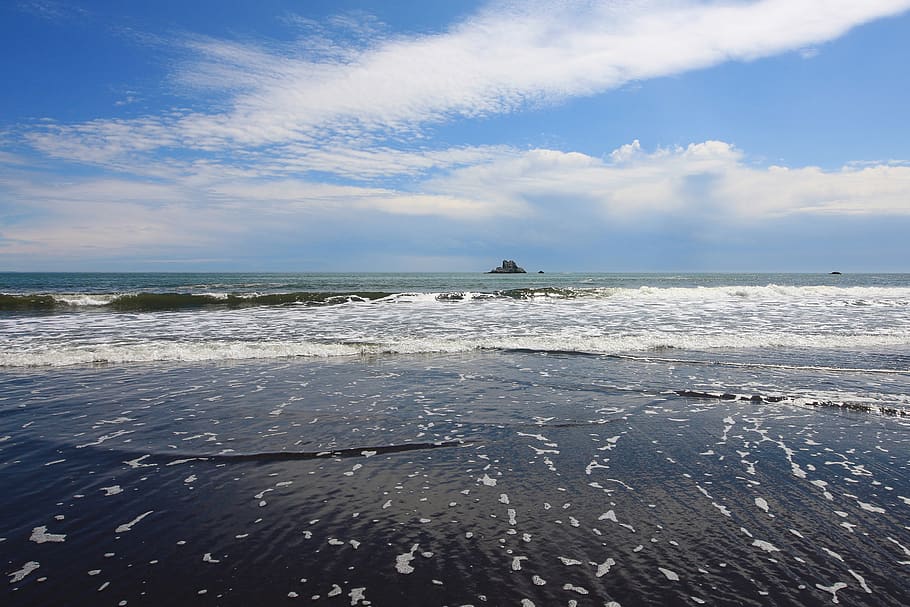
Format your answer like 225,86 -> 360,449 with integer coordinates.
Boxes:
2,352 -> 909,606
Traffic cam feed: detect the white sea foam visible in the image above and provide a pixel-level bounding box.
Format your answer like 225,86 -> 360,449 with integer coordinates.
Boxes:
598,510 -> 618,523
5,278 -> 910,370
4,332 -> 908,369
29,526 -> 66,543
14,283 -> 910,309
595,558 -> 616,577
752,539 -> 780,553
816,582 -> 848,603
479,474 -> 497,486
115,511 -> 154,533
9,561 -> 40,583
848,570 -> 873,594
613,284 -> 910,302
395,544 -> 419,574
857,501 -> 886,513
0,340 -> 366,367
4,281 -> 910,424
52,293 -> 120,307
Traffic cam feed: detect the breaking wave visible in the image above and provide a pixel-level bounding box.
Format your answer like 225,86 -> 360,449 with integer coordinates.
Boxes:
3,284 -> 909,312
2,333 -> 908,368
0,291 -> 396,311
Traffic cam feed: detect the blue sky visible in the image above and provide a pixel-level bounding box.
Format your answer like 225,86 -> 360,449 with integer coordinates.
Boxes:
2,0 -> 909,272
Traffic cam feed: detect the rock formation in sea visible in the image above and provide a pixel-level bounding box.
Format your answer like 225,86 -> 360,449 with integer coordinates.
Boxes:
489,259 -> 527,273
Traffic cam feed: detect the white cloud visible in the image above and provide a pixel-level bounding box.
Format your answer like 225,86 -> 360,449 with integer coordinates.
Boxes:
716,163 -> 910,217
23,0 -> 910,167
251,143 -> 518,180
205,177 -> 524,219
26,117 -> 183,164
0,165 -> 520,259
0,151 -> 29,166
1,199 -> 225,257
426,140 -> 910,221
4,140 -> 908,263
16,178 -> 189,206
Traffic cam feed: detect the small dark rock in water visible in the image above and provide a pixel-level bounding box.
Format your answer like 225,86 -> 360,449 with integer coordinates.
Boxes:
538,270 -> 545,273
489,259 -> 526,273
830,271 -> 842,275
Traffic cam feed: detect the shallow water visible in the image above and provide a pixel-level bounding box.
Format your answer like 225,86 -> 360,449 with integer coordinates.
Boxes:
3,352 -> 909,606
3,274 -> 910,387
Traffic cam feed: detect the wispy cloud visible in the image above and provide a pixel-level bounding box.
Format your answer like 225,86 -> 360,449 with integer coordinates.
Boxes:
0,151 -> 29,167
22,0 -> 910,170
16,0 -> 87,22
280,9 -> 390,52
250,143 -> 519,180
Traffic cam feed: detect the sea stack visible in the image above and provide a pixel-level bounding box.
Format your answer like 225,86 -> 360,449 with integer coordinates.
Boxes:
489,259 -> 527,274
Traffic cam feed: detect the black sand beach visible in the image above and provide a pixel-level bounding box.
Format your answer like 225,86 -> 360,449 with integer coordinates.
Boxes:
3,352 -> 909,606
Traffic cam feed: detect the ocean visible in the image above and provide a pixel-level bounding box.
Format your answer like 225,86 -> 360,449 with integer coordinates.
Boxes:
2,272 -> 909,606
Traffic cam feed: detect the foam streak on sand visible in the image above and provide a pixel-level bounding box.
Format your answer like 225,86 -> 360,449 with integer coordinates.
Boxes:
849,570 -> 873,594
395,544 -> 419,574
752,539 -> 781,553
595,558 -> 616,577
29,526 -> 66,543
115,511 -> 154,533
816,582 -> 848,604
9,561 -> 40,583
659,567 -> 680,581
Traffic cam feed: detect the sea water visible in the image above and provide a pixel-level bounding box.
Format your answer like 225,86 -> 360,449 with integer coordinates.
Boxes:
2,273 -> 909,605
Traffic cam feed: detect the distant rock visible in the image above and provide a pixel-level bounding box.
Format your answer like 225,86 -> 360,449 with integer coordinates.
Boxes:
489,259 -> 527,274
830,271 -> 842,275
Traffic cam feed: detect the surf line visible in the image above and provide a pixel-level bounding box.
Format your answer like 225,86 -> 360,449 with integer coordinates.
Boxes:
612,353 -> 908,375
